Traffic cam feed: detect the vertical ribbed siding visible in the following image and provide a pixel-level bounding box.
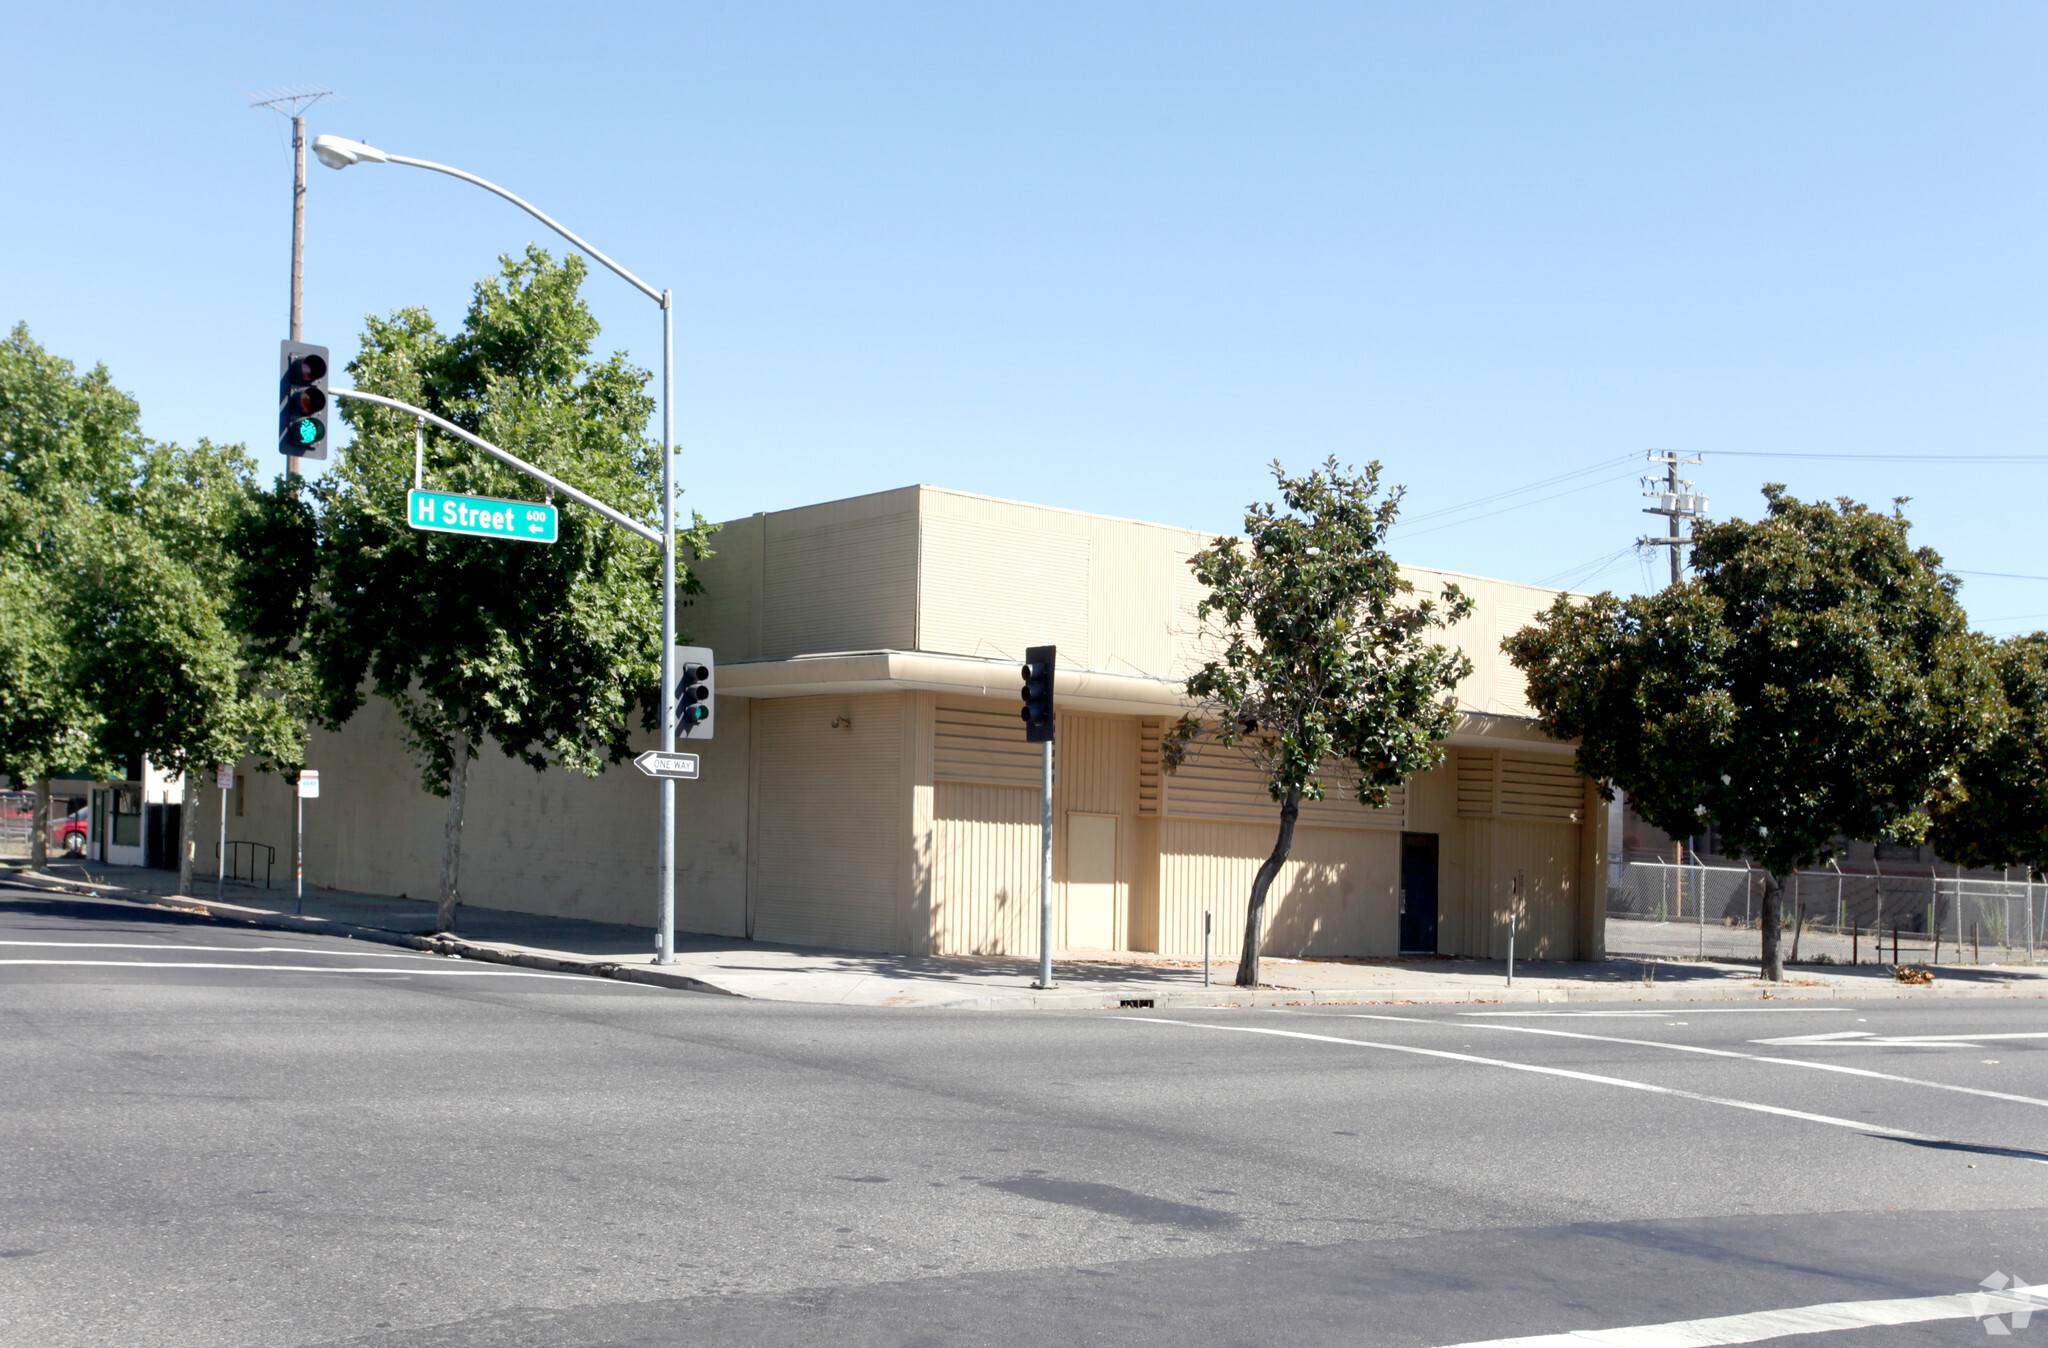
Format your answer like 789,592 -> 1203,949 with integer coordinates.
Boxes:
1490,819 -> 1579,958
751,693 -> 907,952
1054,714 -> 1139,950
932,782 -> 1041,956
1156,819 -> 1399,960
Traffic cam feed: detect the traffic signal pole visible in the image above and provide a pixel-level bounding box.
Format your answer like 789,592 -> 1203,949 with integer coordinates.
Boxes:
1020,645 -> 1057,989
658,292 -> 677,964
309,135 -> 684,965
1038,739 -> 1054,990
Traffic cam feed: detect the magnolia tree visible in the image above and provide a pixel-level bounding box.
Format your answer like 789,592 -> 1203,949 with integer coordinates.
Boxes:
1929,634 -> 2048,876
1165,459 -> 1472,987
1506,487 -> 1987,980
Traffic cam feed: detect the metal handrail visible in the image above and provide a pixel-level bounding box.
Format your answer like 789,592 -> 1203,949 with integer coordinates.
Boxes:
216,840 -> 276,890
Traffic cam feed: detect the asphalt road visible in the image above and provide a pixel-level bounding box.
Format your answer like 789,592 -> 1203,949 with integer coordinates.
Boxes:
3,878 -> 2046,1348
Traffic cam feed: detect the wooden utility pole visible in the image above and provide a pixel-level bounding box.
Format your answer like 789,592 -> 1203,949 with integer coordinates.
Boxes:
245,86 -> 335,477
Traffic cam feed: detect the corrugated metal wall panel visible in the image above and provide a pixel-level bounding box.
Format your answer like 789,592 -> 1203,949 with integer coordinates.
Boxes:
932,782 -> 1040,956
935,697 -> 1042,788
1164,741 -> 1405,829
1490,820 -> 1580,958
919,515 -> 1091,664
1155,819 -> 1398,959
1499,753 -> 1583,822
751,693 -> 907,951
761,514 -> 916,658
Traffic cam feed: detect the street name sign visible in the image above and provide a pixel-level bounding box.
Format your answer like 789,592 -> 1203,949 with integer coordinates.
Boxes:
634,750 -> 700,780
407,489 -> 559,544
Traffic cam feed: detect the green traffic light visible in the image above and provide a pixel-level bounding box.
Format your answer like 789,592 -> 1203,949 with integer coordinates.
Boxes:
295,418 -> 323,446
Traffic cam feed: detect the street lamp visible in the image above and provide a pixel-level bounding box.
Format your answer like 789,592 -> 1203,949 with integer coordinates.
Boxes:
312,133 -> 685,967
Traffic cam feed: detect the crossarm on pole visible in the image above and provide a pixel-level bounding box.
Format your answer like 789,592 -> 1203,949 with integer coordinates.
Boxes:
330,387 -> 663,546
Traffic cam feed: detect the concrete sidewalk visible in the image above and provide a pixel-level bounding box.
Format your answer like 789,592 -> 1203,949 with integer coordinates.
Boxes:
9,860 -> 2048,1009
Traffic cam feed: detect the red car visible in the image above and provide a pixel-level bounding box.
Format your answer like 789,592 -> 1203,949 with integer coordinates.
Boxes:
52,806 -> 88,855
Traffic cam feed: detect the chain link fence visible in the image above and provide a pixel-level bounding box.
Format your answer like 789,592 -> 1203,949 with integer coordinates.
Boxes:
1607,859 -> 2046,966
0,791 -> 33,858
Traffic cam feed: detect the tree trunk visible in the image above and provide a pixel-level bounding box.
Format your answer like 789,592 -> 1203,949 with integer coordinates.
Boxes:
177,773 -> 198,896
1236,788 -> 1301,988
1760,870 -> 1785,982
436,728 -> 473,932
30,777 -> 49,871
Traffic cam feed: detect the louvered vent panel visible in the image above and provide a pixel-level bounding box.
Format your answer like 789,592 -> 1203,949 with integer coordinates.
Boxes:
1165,742 -> 1403,829
1456,750 -> 1498,818
935,698 -> 1044,788
1499,753 -> 1583,822
1137,719 -> 1163,817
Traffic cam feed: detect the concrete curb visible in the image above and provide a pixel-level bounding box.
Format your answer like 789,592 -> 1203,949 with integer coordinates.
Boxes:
9,868 -> 2046,1011
4,870 -> 743,999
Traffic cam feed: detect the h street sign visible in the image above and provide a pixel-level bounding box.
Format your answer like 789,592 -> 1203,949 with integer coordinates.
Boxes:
408,489 -> 559,544
634,750 -> 700,780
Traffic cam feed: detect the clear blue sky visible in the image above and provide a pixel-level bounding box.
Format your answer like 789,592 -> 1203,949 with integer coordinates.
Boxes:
7,2 -> 2045,629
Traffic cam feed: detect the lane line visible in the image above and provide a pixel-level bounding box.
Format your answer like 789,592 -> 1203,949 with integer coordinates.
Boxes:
0,940 -> 430,959
1460,1009 -> 1854,1018
1121,1017 -> 1939,1140
1314,1012 -> 2048,1111
0,959 -> 602,981
1431,1289 -> 2041,1347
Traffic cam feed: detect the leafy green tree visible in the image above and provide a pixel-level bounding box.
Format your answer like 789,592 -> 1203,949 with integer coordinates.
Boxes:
1928,634 -> 2048,876
1,323 -> 301,883
1164,458 -> 1473,987
292,248 -> 713,930
1505,487 -> 1987,980
1,323 -> 144,862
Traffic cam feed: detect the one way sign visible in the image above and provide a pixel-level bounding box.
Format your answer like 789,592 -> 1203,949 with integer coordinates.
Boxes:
634,750 -> 700,780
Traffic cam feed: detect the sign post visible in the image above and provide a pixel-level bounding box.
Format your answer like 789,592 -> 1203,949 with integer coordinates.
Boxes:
215,765 -> 234,903
296,769 -> 320,914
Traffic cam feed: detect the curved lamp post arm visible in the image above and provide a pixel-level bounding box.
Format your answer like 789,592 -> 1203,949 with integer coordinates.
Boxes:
331,387 -> 663,546
311,135 -> 663,305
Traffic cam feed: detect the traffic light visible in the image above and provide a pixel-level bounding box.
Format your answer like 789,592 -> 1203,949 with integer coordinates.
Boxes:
673,644 -> 715,740
278,340 -> 331,460
1020,644 -> 1056,742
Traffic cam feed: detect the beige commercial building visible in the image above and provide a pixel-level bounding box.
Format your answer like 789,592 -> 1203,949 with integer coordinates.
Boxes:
188,485 -> 1606,963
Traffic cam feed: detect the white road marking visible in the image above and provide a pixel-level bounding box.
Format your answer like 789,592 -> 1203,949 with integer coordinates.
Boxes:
0,959 -> 599,981
1316,1013 -> 2048,1111
1754,1030 -> 2048,1048
1431,1289 -> 2043,1347
1461,1009 -> 1855,1018
1122,1018 -> 1943,1141
0,940 -> 429,959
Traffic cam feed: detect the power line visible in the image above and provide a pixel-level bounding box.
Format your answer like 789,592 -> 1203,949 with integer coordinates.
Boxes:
1396,469 -> 1643,541
1394,453 -> 1638,528
1710,450 -> 2048,464
1955,569 -> 2048,582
